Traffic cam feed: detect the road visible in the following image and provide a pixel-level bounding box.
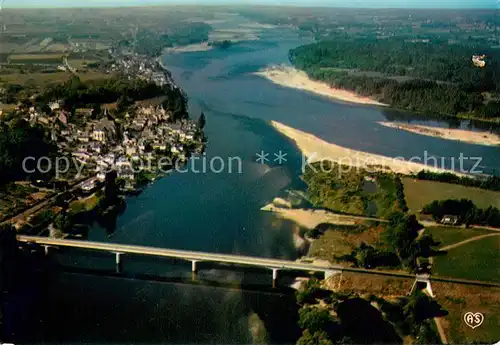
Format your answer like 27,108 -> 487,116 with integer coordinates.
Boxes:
439,233 -> 500,251
16,235 -> 344,273
16,235 -> 500,288
420,220 -> 500,232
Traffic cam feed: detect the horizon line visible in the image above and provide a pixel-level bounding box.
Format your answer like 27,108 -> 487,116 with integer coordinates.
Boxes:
2,4 -> 497,9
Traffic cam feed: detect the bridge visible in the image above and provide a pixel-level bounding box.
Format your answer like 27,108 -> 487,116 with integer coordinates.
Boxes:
17,236 -> 500,289
17,235 -> 343,286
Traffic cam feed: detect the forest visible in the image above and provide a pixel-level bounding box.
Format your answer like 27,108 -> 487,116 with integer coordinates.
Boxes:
132,23 -> 212,57
415,170 -> 500,192
289,38 -> 500,119
0,119 -> 57,185
422,198 -> 500,227
34,75 -> 188,118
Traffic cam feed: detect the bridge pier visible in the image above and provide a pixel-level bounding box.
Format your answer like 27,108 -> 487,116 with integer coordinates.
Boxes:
191,260 -> 198,273
272,268 -> 279,288
412,274 -> 435,297
115,252 -> 123,273
325,269 -> 342,280
44,245 -> 49,256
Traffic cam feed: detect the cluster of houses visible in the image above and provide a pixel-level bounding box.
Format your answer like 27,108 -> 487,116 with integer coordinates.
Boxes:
108,51 -> 176,89
25,98 -> 201,191
70,106 -> 199,190
15,49 -> 203,193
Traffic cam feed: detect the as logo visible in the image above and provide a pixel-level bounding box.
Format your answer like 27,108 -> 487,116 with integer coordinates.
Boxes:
463,312 -> 484,329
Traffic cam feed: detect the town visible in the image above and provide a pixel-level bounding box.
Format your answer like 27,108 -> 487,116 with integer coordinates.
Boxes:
16,53 -> 204,192
0,45 -> 206,235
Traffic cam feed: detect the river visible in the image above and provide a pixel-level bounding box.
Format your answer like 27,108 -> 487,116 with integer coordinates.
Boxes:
12,14 -> 500,344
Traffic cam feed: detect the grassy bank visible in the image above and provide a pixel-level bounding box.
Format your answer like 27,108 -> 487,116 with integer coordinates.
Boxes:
402,178 -> 500,212
433,236 -> 500,283
426,226 -> 494,247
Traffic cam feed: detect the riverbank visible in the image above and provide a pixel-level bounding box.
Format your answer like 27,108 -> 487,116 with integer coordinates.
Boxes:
271,121 -> 461,176
164,42 -> 214,54
261,198 -> 357,229
254,65 -> 388,107
379,122 -> 500,147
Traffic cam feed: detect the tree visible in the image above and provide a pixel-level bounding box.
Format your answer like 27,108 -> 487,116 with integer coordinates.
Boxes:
354,243 -> 379,268
40,103 -> 52,116
306,227 -> 322,239
403,291 -> 446,329
198,112 -> 206,129
103,171 -> 119,206
0,224 -> 19,292
383,212 -> 422,268
91,103 -> 102,120
416,234 -> 440,258
54,213 -> 72,232
117,95 -> 134,113
296,279 -> 331,305
298,306 -> 335,333
297,330 -> 333,345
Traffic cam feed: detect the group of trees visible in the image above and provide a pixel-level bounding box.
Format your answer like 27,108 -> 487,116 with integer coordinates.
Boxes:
295,279 -> 445,345
134,23 -> 212,57
415,170 -> 500,192
375,291 -> 446,344
289,38 -> 500,119
332,212 -> 439,271
395,177 -> 409,213
422,198 -> 500,228
38,76 -> 162,109
382,212 -> 442,270
1,84 -> 25,104
347,242 -> 400,269
32,75 -> 189,122
302,162 -> 406,218
0,119 -> 57,185
290,38 -> 499,89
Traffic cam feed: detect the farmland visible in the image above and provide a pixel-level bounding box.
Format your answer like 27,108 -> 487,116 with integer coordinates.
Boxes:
402,178 -> 500,212
432,236 -> 500,283
433,282 -> 500,344
8,53 -> 65,64
426,226 -> 494,247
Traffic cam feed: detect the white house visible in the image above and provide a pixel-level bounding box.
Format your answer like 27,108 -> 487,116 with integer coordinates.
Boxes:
92,128 -> 106,142
49,101 -> 60,111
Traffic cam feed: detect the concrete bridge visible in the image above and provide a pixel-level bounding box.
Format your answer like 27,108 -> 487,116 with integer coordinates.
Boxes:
17,236 -> 500,289
17,236 -> 343,286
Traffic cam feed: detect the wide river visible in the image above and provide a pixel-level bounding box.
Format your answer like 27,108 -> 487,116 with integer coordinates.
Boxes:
17,14 -> 500,344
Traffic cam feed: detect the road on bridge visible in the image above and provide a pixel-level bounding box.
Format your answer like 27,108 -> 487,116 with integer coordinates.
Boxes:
16,236 -> 500,288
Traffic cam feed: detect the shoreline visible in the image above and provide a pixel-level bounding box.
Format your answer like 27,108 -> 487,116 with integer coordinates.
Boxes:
271,121 -> 464,176
253,65 -> 388,107
261,198 -> 358,230
261,198 -> 361,271
378,122 -> 500,147
164,42 -> 214,54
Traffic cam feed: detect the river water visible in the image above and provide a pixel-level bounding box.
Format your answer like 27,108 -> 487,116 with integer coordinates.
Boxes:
13,14 -> 500,344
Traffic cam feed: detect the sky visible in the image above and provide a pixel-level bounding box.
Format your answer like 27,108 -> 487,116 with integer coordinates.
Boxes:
2,0 -> 498,8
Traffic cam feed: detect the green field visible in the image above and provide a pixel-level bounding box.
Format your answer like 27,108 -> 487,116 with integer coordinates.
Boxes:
8,53 -> 65,64
403,178 -> 500,212
426,226 -> 494,247
0,70 -> 112,91
433,236 -> 500,282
